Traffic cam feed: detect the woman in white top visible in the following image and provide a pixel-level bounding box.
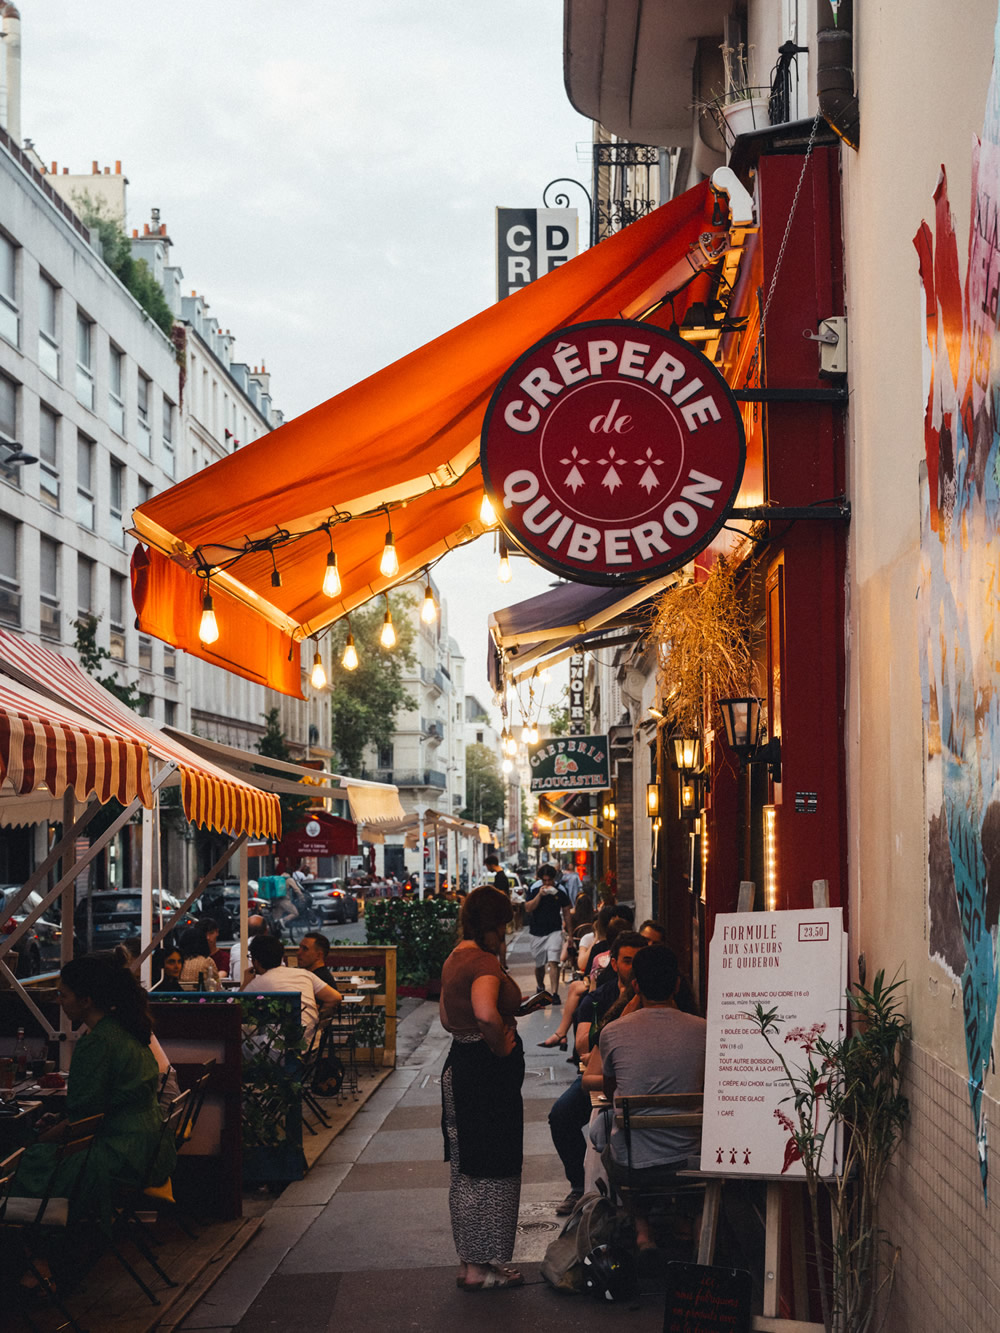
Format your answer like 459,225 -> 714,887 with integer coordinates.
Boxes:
177,925 -> 221,991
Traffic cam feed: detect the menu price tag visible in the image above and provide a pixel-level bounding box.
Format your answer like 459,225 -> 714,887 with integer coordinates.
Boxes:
701,908 -> 847,1178
663,1262 -> 752,1332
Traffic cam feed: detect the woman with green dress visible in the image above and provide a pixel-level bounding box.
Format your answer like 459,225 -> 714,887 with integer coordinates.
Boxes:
13,954 -> 175,1228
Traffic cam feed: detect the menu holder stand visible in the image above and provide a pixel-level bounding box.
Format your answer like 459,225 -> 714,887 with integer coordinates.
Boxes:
680,879 -> 832,1331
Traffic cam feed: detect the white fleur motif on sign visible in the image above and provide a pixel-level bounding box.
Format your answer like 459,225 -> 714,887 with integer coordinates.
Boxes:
598,446 -> 623,493
634,446 -> 665,494
559,445 -> 590,493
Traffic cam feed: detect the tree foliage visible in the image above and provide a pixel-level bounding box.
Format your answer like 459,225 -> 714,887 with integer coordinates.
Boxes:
461,743 -> 506,831
74,192 -> 175,338
547,684 -> 570,737
73,613 -> 144,711
326,595 -> 417,777
256,707 -> 310,834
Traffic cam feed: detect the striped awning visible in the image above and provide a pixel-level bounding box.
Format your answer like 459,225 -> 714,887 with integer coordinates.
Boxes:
0,675 -> 152,807
0,630 -> 280,838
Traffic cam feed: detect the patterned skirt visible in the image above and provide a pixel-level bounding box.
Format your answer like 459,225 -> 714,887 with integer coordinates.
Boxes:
441,1033 -> 521,1264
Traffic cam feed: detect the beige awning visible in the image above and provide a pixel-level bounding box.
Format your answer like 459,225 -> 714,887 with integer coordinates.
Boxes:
162,726 -> 405,825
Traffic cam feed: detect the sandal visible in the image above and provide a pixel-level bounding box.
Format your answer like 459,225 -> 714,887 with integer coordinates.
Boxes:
538,1034 -> 567,1050
460,1265 -> 524,1290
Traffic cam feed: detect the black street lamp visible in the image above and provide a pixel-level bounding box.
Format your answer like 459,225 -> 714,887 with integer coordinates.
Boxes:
717,697 -> 781,783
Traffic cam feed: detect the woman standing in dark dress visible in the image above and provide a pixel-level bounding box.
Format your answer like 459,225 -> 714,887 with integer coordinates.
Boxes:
439,887 -> 548,1291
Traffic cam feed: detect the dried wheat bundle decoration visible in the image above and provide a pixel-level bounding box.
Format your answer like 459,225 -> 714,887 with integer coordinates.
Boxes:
651,556 -> 756,736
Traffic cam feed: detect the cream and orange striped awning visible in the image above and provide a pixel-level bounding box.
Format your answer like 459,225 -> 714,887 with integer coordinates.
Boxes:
0,630 -> 280,839
0,674 -> 152,806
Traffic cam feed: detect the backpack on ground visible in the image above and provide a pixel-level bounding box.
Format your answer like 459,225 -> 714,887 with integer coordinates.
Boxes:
540,1185 -> 633,1293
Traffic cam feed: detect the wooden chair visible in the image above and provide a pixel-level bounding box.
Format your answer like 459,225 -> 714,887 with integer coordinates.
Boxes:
612,1093 -> 708,1255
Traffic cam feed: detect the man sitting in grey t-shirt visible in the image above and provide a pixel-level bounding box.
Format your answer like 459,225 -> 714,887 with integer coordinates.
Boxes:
583,944 -> 706,1249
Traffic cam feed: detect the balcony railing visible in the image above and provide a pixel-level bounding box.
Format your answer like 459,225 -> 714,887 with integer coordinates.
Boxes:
422,718 -> 444,743
375,768 -> 446,790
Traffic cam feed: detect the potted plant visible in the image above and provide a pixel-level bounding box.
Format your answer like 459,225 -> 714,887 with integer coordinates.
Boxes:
749,971 -> 910,1333
699,43 -> 771,147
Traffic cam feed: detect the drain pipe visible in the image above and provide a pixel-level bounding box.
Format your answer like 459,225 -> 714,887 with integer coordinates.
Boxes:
817,0 -> 858,149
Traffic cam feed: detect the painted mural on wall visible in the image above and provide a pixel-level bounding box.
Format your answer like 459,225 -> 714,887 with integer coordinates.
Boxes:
915,4 -> 1000,1200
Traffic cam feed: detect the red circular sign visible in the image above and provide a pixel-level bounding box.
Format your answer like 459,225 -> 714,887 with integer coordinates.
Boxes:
481,320 -> 746,584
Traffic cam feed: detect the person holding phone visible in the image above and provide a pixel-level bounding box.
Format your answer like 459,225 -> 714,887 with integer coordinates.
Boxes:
439,886 -> 550,1291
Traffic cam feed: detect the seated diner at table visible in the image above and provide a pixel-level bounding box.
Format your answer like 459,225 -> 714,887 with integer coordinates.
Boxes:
242,933 -> 342,1044
12,954 -> 176,1237
178,924 -> 221,990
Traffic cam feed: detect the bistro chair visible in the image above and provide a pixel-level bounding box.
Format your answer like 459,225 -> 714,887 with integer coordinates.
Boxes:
143,1060 -> 217,1239
298,1024 -> 333,1134
612,1093 -> 708,1256
1,1118 -> 104,1333
105,1089 -> 190,1305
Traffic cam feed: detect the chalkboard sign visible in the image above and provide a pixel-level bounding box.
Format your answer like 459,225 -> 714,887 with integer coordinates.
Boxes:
663,1262 -> 752,1332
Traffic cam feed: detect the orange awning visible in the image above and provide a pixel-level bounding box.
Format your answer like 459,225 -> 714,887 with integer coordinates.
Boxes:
131,178 -> 738,694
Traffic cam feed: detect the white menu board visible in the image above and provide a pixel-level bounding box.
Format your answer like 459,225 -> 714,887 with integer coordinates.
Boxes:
700,908 -> 847,1178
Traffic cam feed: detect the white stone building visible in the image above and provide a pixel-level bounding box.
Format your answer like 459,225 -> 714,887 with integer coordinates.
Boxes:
0,117 -> 329,885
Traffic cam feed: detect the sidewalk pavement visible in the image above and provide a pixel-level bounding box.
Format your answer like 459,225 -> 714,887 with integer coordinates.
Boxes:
178,931 -> 669,1332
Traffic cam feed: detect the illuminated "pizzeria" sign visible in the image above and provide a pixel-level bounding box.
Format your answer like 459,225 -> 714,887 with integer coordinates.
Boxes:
481,319 -> 746,584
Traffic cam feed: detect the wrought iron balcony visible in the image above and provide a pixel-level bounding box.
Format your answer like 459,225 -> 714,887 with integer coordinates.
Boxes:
375,768 -> 447,790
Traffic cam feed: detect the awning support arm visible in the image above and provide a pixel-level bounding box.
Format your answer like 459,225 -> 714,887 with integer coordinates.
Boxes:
0,958 -> 57,1037
0,799 -> 104,931
544,798 -> 612,842
0,763 -> 176,961
131,832 -> 250,972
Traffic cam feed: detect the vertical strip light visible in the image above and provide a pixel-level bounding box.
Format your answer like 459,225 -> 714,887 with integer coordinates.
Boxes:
700,815 -> 709,904
763,804 -> 778,911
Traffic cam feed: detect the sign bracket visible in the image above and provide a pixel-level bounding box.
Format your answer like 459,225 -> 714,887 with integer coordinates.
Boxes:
730,499 -> 851,522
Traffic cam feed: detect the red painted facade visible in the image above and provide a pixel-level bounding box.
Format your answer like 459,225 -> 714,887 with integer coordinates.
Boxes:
699,144 -> 848,975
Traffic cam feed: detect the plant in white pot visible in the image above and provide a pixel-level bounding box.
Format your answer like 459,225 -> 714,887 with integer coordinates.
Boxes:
701,43 -> 770,147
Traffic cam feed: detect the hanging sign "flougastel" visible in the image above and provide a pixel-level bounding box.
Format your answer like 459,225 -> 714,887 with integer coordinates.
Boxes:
481,319 -> 746,584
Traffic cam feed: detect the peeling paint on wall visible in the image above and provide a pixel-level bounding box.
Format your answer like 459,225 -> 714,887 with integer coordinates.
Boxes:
916,3 -> 1000,1203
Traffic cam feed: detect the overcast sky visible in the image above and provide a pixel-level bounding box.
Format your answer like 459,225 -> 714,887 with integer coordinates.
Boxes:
21,1 -> 592,717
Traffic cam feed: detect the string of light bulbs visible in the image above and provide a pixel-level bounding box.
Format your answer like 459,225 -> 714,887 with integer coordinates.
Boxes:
193,480 -> 500,648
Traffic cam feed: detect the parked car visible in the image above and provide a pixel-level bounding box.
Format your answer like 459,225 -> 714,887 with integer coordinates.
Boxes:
72,889 -> 197,955
306,879 -> 359,925
0,884 -> 62,975
197,880 -> 270,940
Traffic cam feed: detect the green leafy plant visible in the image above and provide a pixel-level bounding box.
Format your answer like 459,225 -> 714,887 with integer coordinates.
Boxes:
255,706 -> 311,835
73,192 -> 176,338
749,971 -> 910,1333
365,897 -> 457,985
326,593 -> 417,775
461,743 -> 506,830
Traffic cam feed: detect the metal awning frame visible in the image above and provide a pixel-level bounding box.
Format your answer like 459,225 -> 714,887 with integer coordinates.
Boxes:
0,761 -> 177,1039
